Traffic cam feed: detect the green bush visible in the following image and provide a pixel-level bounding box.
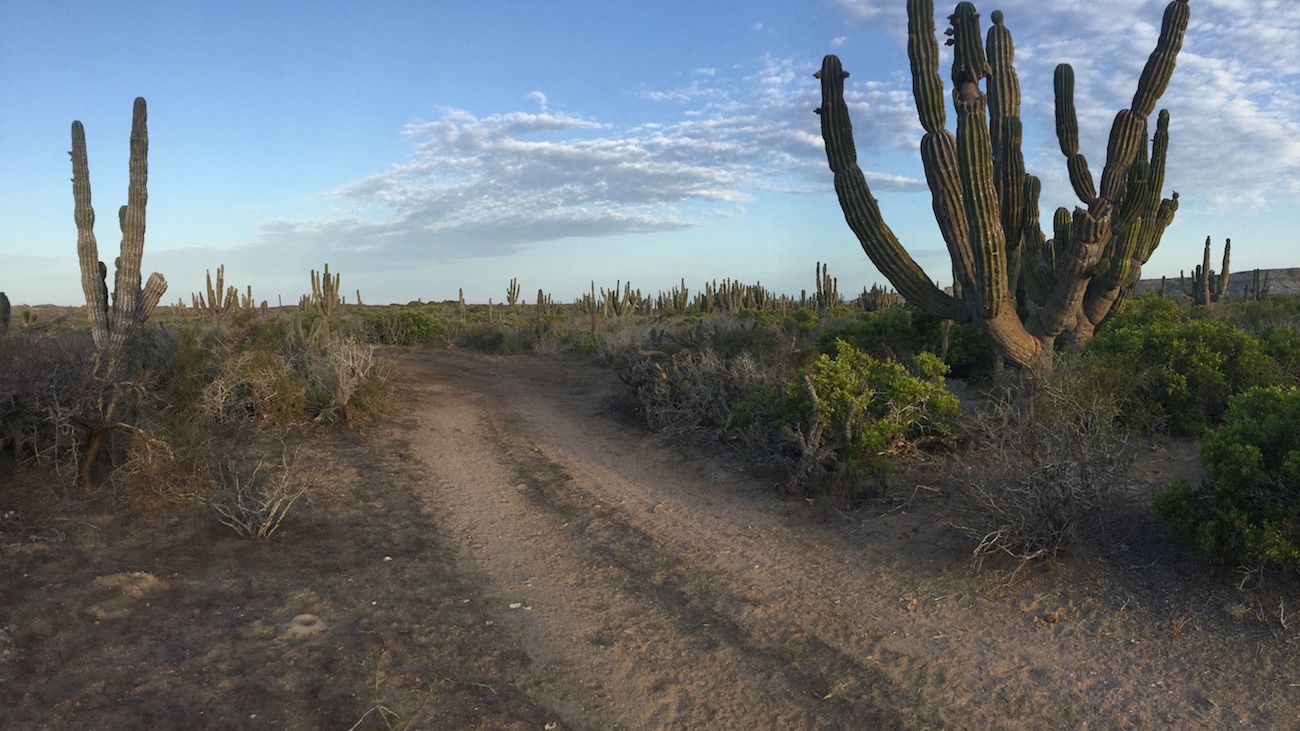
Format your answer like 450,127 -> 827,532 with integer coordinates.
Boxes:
1155,386 -> 1300,568
820,306 -> 995,380
780,340 -> 958,498
363,309 -> 445,345
1086,298 -> 1287,436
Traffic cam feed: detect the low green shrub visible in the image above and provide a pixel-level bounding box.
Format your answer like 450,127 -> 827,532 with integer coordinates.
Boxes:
1155,386 -> 1300,569
1086,295 -> 1288,436
779,340 -> 958,500
363,309 -> 445,345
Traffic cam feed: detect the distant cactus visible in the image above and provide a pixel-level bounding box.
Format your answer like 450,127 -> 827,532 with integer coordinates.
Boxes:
1247,268 -> 1270,302
309,264 -> 342,317
1179,236 -> 1230,308
859,283 -> 902,313
815,0 -> 1189,379
0,292 -> 9,334
192,265 -> 237,322
507,278 -> 521,308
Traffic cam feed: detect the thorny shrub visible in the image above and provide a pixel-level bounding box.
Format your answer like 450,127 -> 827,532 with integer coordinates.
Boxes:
950,355 -> 1135,566
1155,385 -> 1300,570
618,316 -> 959,506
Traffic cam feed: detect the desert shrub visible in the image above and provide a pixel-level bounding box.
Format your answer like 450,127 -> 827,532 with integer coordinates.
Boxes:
820,306 -> 995,380
952,355 -> 1135,563
621,347 -> 792,437
363,308 -> 445,345
0,331 -> 96,468
207,450 -> 309,540
1154,386 -> 1300,569
1259,324 -> 1300,381
1086,302 -> 1287,436
457,323 -> 531,354
820,307 -> 931,360
779,341 -> 958,501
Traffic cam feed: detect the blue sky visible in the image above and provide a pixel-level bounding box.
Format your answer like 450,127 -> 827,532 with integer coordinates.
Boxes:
2,0 -> 1297,306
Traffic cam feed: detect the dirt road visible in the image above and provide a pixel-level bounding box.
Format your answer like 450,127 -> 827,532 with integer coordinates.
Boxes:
393,349 -> 1298,730
2,348 -> 1295,729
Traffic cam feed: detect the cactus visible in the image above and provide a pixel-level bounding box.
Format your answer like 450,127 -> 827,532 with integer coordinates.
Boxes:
859,283 -> 902,313
1247,268 -> 1270,302
71,97 -> 168,364
507,278 -> 521,308
192,265 -> 237,322
1179,236 -> 1230,308
309,264 -> 342,317
815,0 -> 1188,378
0,292 -> 9,335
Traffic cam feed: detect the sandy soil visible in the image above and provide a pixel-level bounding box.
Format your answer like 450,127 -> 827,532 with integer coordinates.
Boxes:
1,348 -> 1297,729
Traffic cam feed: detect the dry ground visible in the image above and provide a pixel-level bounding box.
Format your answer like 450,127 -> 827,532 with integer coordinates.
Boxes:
1,347 -> 1297,729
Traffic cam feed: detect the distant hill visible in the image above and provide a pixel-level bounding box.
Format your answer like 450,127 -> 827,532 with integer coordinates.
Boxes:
1133,268 -> 1300,298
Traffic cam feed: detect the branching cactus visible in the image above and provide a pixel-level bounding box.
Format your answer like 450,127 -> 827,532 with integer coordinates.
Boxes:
310,263 -> 342,316
71,97 -> 168,363
192,265 -> 237,322
816,0 -> 1189,378
1180,236 -> 1230,307
507,277 -> 522,308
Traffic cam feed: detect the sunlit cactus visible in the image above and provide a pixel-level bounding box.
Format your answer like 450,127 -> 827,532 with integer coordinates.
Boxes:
815,0 -> 1189,378
1180,236 -> 1230,308
71,97 -> 168,364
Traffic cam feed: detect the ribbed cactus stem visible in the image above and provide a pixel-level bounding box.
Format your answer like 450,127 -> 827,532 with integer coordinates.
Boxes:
907,0 -> 946,134
1132,0 -> 1190,117
71,97 -> 167,357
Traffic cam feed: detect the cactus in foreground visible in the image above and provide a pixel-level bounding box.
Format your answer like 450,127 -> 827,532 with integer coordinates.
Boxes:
0,292 -> 9,335
816,0 -> 1188,379
71,97 -> 168,362
1180,236 -> 1230,308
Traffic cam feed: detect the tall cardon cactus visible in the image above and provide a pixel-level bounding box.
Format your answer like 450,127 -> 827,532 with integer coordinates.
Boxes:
816,0 -> 1189,379
72,97 -> 168,366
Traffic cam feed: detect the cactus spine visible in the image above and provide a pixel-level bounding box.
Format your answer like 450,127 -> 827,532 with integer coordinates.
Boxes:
815,1 -> 1189,378
1180,236 -> 1230,308
71,97 -> 168,364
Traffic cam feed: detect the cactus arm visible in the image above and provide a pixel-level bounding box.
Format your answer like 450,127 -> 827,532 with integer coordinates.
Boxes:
906,0 -> 976,297
71,120 -> 109,348
949,3 -> 1009,321
108,97 -> 149,353
1054,65 -> 1098,205
816,55 -> 965,321
1132,0 -> 1191,117
1215,238 -> 1231,302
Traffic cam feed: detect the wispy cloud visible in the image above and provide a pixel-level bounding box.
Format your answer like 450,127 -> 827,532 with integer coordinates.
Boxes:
253,55 -> 925,263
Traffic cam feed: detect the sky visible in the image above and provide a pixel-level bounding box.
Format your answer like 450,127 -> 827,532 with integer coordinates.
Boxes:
1,0 -> 1297,307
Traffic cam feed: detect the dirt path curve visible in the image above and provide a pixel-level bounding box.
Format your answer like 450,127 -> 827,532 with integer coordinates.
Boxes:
390,349 -> 1293,730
